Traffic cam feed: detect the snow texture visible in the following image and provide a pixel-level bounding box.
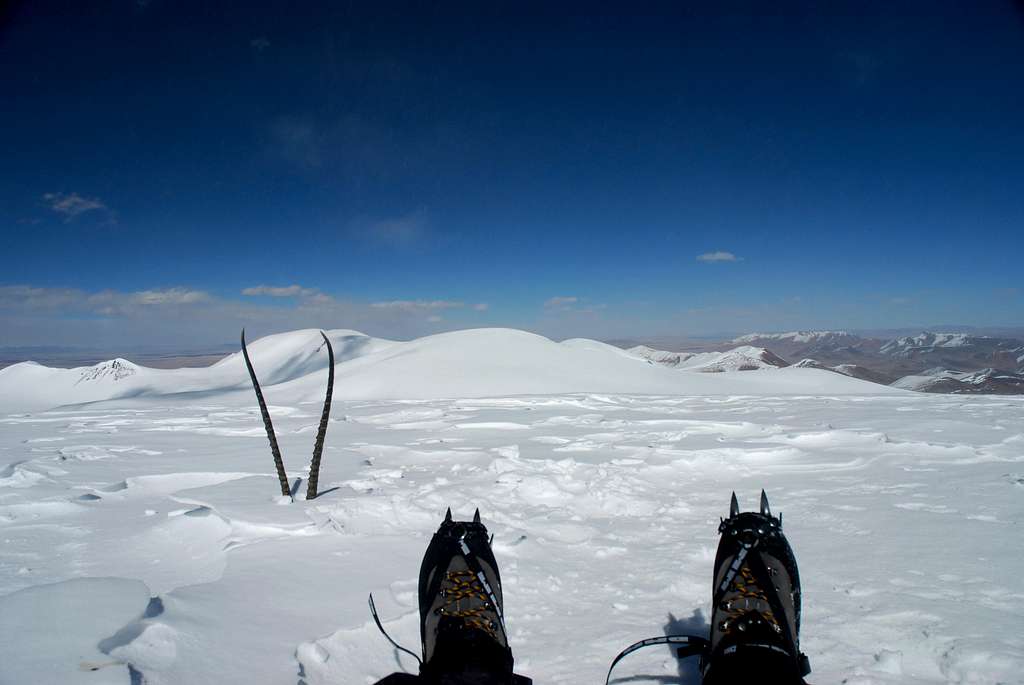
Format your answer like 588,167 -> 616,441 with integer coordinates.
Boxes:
0,328 -> 1021,685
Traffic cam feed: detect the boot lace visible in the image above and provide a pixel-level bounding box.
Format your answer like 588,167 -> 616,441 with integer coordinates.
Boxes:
437,569 -> 499,639
722,565 -> 782,634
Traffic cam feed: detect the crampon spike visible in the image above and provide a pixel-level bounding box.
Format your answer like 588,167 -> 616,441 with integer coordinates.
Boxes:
730,491 -> 740,517
760,489 -> 771,516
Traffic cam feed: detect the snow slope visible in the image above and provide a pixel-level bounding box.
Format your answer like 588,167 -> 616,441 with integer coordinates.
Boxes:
0,329 -> 396,413
0,328 -> 897,414
2,328 -> 1020,685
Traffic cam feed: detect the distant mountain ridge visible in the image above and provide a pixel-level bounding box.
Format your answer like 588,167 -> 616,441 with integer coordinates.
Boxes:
892,367 -> 1024,395
718,329 -> 1024,394
792,359 -> 897,386
732,330 -> 858,345
627,344 -> 788,372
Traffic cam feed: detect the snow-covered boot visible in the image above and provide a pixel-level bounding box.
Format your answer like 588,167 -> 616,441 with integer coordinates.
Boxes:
418,509 -> 523,685
702,491 -> 811,685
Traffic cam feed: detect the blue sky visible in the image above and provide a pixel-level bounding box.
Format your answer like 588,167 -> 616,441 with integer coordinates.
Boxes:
2,2 -> 1023,350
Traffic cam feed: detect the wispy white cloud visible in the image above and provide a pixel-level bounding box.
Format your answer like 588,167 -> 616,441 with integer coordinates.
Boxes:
0,285 -> 81,310
0,285 -> 212,320
131,288 -> 210,305
696,251 -> 740,263
304,292 -> 335,305
472,303 -> 489,312
543,296 -> 606,315
43,192 -> 113,223
350,209 -> 428,247
370,300 -> 464,311
544,296 -> 579,309
0,285 -> 488,349
242,284 -> 318,298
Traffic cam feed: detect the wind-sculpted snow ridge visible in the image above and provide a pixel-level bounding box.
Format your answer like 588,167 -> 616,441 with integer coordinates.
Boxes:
0,328 -> 899,414
0,329 -> 391,413
0,392 -> 1022,684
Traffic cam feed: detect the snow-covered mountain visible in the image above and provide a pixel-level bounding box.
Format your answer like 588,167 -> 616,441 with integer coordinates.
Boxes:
0,329 -> 396,413
892,367 -> 1024,394
75,358 -> 139,383
881,332 -> 974,355
0,328 -> 898,414
732,330 -> 857,345
627,344 -> 788,372
726,329 -> 1024,393
879,331 -> 1024,372
729,331 -> 879,365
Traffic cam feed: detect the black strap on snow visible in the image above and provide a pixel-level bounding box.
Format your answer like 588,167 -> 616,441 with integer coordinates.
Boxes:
604,634 -> 709,685
368,593 -> 423,667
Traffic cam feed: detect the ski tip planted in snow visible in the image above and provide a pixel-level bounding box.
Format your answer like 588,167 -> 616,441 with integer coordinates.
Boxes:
730,492 -> 739,517
760,489 -> 771,516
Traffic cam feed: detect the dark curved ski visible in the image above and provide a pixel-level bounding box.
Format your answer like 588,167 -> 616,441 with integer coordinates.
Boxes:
306,331 -> 334,500
241,329 -> 291,497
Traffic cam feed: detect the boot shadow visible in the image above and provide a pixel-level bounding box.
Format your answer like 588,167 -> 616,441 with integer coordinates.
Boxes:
665,608 -> 710,685
609,608 -> 710,685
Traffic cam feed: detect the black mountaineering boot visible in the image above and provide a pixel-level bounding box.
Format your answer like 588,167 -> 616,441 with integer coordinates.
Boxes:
418,509 -> 524,685
702,491 -> 811,685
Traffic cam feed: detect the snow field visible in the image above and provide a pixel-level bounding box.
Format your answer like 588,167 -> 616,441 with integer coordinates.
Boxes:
2,390 -> 1023,684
